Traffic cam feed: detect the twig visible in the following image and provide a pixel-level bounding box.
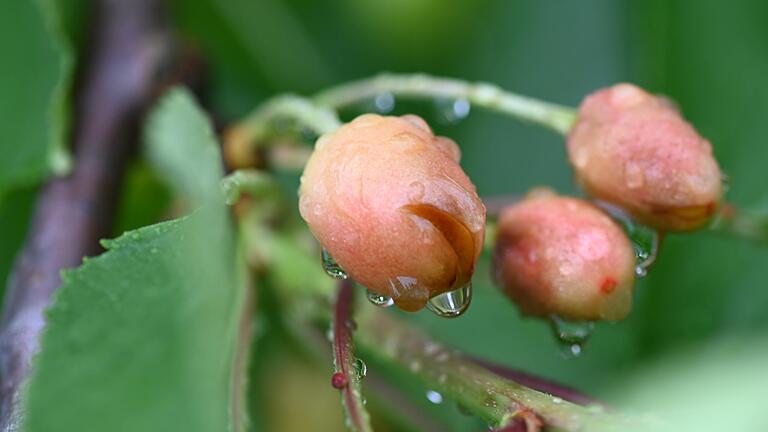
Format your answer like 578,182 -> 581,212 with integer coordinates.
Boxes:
314,74 -> 576,135
470,358 -> 600,407
0,0 -> 172,429
223,74 -> 576,169
332,279 -> 373,432
354,308 -> 633,431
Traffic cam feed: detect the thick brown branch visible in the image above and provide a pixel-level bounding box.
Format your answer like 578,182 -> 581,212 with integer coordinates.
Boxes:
0,1 -> 172,429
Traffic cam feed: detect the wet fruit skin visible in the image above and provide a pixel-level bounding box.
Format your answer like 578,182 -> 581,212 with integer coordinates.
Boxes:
494,189 -> 635,321
567,83 -> 723,231
299,114 -> 485,312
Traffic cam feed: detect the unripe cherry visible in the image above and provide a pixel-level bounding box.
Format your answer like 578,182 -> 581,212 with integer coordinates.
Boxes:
299,114 -> 485,312
567,83 -> 723,231
494,189 -> 635,321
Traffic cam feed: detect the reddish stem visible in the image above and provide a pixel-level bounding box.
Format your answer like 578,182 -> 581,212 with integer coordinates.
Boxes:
332,279 -> 372,432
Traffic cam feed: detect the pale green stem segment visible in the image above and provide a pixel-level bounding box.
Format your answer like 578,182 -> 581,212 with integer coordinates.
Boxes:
220,169 -> 280,205
314,73 -> 577,135
234,94 -> 342,145
354,305 -> 634,431
232,74 -> 577,151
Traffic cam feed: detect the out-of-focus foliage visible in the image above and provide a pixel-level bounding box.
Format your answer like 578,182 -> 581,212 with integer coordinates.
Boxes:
0,0 -> 86,195
0,0 -> 89,301
25,90 -> 247,432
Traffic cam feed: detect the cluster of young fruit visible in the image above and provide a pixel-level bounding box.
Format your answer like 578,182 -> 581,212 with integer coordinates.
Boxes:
299,83 -> 723,323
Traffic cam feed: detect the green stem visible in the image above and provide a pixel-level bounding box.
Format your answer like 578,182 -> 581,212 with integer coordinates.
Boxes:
314,73 -> 577,135
221,169 -> 281,205
233,95 -> 342,145
354,305 -> 631,430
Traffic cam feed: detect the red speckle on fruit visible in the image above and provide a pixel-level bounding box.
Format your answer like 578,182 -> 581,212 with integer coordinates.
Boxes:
600,277 -> 618,294
331,372 -> 348,389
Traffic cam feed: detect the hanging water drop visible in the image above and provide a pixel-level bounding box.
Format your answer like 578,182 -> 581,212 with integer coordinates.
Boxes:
352,358 -> 367,381
549,315 -> 593,358
366,289 -> 394,307
321,249 -> 348,279
595,201 -> 660,278
374,92 -> 395,113
720,171 -> 731,193
630,225 -> 659,278
426,390 -> 443,404
426,283 -> 472,318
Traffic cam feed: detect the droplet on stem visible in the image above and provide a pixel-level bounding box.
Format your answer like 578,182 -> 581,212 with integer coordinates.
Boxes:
366,288 -> 394,307
436,97 -> 471,124
426,283 -> 472,318
352,358 -> 367,381
426,390 -> 443,404
321,248 -> 348,279
374,92 -> 395,113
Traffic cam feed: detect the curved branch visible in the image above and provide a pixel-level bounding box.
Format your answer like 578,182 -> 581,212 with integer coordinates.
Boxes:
315,74 -> 576,135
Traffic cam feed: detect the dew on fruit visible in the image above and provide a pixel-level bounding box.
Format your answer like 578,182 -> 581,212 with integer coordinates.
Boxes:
366,288 -> 394,307
321,248 -> 348,279
426,282 -> 472,318
595,201 -> 660,278
549,315 -> 594,358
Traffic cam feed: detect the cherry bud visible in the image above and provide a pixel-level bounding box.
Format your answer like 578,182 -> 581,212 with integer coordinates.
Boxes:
494,189 -> 635,321
567,83 -> 723,231
299,114 -> 485,312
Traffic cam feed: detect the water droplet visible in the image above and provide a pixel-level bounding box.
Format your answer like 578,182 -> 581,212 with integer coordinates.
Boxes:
436,98 -> 471,124
345,319 -> 357,331
426,390 -> 443,404
352,358 -> 367,381
321,249 -> 348,279
595,201 -> 660,278
720,171 -> 731,193
426,283 -> 472,318
366,289 -> 394,307
374,92 -> 395,113
549,315 -> 593,358
552,397 -> 563,404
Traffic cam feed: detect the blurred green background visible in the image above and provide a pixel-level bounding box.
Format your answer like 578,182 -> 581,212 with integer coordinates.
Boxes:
3,0 -> 768,431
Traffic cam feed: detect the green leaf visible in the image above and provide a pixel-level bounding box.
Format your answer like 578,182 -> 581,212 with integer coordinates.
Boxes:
144,87 -> 225,206
25,212 -> 246,432
0,0 -> 81,194
25,84 -> 247,432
